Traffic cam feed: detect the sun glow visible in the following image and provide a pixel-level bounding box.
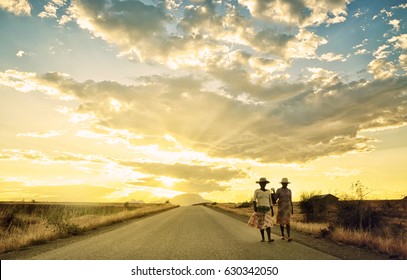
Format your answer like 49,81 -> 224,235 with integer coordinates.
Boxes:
1,0 -> 406,204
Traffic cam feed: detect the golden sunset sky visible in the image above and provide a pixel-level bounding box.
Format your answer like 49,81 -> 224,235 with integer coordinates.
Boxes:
0,0 -> 406,203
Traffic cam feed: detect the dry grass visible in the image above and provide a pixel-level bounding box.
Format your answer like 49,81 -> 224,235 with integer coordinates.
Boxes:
0,202 -> 177,254
331,227 -> 407,259
209,202 -> 407,259
212,203 -> 252,217
290,222 -> 328,236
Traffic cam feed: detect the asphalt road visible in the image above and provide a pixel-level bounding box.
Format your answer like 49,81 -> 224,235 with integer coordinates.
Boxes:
22,206 -> 337,260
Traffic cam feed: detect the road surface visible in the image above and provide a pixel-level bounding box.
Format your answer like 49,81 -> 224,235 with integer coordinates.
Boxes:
21,206 -> 338,260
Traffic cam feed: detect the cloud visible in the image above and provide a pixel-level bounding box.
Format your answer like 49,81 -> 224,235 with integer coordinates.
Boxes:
38,1 -> 69,19
17,130 -> 63,138
352,7 -> 368,18
388,34 -> 407,50
354,48 -> 368,55
0,70 -> 70,98
238,0 -> 348,27
0,0 -> 31,16
53,0 -> 341,77
1,69 -> 406,165
400,54 -> 407,72
120,161 -> 245,193
16,50 -> 27,57
324,167 -> 360,179
0,149 -> 48,162
0,180 -> 114,202
319,52 -> 346,62
367,36 -> 406,80
368,58 -> 397,80
388,19 -> 400,31
66,0 -> 170,62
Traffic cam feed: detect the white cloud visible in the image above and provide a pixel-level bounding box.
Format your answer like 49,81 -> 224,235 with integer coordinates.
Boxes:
324,167 -> 360,179
354,48 -> 368,55
388,34 -> 407,50
400,54 -> 407,72
37,0 -> 67,19
16,50 -> 27,57
238,0 -> 348,27
320,52 -> 346,62
388,19 -> 400,31
0,0 -> 31,16
0,70 -> 70,98
353,8 -> 368,18
1,1 -> 406,167
368,58 -> 397,80
17,130 -> 63,138
286,28 -> 328,59
391,3 -> 407,10
373,44 -> 390,59
2,69 -> 406,164
54,0 -> 342,77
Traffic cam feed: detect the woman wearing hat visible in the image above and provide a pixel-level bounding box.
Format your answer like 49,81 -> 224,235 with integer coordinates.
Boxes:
275,178 -> 294,241
247,177 -> 274,243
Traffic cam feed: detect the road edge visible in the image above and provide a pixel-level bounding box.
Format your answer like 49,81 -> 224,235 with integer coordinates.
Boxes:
0,206 -> 179,260
205,205 -> 391,260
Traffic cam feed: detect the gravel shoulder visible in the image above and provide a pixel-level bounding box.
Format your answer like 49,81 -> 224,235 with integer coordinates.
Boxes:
208,205 -> 391,260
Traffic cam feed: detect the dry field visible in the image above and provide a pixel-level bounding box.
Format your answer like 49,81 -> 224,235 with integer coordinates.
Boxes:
0,202 -> 177,254
208,200 -> 407,259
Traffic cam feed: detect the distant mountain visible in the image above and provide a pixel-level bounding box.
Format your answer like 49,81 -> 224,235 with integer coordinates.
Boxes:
130,199 -> 145,204
169,193 -> 212,206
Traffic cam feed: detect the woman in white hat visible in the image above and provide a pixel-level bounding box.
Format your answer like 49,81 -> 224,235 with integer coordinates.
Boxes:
247,177 -> 275,243
275,178 -> 294,241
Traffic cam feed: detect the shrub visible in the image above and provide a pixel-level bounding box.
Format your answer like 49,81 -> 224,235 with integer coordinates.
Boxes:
236,201 -> 252,208
335,181 -> 383,232
0,211 -> 27,231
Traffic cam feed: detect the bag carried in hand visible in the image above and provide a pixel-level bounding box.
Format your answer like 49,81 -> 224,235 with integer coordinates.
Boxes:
271,193 -> 277,205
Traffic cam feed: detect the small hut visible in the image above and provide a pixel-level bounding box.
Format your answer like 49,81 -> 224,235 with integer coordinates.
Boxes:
310,194 -> 339,206
309,194 -> 339,222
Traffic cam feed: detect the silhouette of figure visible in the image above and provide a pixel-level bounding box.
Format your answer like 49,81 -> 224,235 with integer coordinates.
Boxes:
275,178 -> 293,241
247,177 -> 274,243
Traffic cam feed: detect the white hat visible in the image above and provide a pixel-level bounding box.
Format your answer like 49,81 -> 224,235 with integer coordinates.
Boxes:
280,178 -> 290,184
256,177 -> 270,184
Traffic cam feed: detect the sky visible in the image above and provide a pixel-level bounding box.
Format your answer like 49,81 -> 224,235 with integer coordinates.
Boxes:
0,0 -> 406,203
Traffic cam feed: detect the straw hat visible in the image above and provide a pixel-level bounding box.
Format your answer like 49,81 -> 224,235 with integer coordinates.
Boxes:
256,177 -> 270,184
280,178 -> 290,184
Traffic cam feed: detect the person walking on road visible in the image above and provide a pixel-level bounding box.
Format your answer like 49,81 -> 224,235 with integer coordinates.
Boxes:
247,177 -> 275,243
275,178 -> 294,242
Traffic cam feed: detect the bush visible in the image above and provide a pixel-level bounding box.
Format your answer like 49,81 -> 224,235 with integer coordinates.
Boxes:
0,211 -> 27,231
335,200 -> 383,232
236,201 -> 252,208
335,181 -> 383,232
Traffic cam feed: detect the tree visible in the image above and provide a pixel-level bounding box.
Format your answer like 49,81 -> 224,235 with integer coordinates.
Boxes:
336,181 -> 382,232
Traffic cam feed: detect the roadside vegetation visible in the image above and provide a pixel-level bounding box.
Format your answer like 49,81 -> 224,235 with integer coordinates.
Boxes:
0,202 -> 177,254
209,181 -> 407,259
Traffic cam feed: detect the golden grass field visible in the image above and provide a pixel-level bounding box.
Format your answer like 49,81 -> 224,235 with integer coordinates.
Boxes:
208,200 -> 407,259
0,202 -> 177,254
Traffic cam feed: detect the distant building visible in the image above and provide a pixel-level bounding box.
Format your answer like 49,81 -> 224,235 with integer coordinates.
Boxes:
310,194 -> 339,206
307,194 -> 339,222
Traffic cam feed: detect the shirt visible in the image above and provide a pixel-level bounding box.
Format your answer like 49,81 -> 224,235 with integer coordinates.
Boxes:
253,189 -> 272,207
